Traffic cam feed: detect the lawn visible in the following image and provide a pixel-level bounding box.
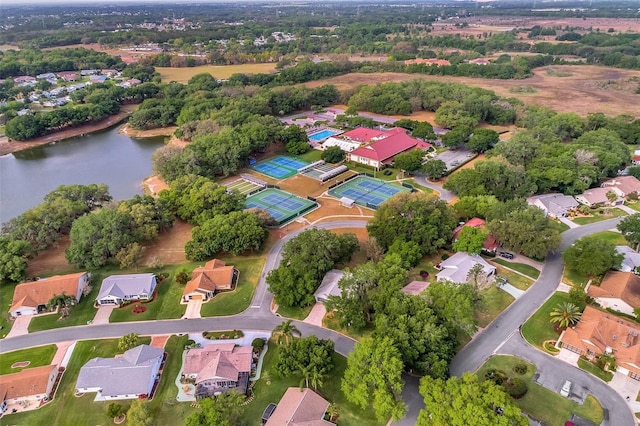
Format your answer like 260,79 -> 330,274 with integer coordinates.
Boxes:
157,63 -> 277,83
323,312 -> 373,340
521,292 -> 571,349
577,358 -> 613,382
491,259 -> 540,279
589,230 -> 628,246
240,340 -> 381,426
407,181 -> 435,194
475,286 -> 515,328
477,355 -> 604,426
5,337 -> 150,425
562,266 -> 591,287
299,149 -> 324,163
572,208 -> 627,225
549,219 -> 571,233
494,265 -> 535,291
625,201 -> 640,212
277,304 -> 313,320
0,345 -> 56,374
347,163 -> 402,182
200,255 -> 266,317
0,281 -> 17,338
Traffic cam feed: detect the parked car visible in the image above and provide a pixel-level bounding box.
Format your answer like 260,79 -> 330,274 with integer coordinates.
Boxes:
560,380 -> 572,397
499,252 -> 515,260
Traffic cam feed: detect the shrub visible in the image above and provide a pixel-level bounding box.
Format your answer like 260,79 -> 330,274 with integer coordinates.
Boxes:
252,338 -> 266,350
512,363 -> 528,375
505,378 -> 528,399
483,368 -> 507,385
383,169 -> 393,176
441,253 -> 450,261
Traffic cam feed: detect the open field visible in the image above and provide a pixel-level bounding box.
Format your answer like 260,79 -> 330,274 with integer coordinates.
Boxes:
303,66 -> 640,117
157,63 -> 277,83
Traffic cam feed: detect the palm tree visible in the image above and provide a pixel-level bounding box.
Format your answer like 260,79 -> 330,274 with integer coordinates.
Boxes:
272,320 -> 301,345
550,302 -> 583,329
326,404 -> 339,422
309,367 -> 325,391
299,364 -> 312,389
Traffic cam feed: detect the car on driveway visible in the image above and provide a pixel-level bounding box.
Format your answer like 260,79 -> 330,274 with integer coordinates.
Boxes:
499,252 -> 515,259
560,380 -> 572,397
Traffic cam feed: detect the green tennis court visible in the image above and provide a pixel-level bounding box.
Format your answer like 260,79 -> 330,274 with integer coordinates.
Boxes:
245,188 -> 317,226
328,176 -> 411,209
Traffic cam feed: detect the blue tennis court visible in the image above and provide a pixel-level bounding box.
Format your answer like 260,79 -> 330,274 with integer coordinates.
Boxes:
328,176 -> 411,209
245,188 -> 317,226
251,156 -> 310,180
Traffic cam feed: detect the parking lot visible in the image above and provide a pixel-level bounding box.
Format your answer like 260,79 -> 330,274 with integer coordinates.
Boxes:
432,148 -> 476,171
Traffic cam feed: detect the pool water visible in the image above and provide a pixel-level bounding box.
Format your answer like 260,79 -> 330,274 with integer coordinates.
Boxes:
308,129 -> 338,141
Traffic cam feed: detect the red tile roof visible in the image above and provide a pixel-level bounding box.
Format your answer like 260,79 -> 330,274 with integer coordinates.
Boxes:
349,132 -> 430,163
340,127 -> 386,143
452,218 -> 500,252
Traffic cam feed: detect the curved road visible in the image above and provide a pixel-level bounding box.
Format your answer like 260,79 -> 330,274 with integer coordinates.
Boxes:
1,214 -> 635,425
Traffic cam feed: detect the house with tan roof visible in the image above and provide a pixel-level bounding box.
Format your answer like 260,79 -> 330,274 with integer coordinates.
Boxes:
9,272 -> 89,318
0,365 -> 58,416
182,260 -> 238,303
263,387 -> 334,426
401,280 -> 430,296
575,187 -> 623,207
601,176 -> 640,198
587,271 -> 640,316
182,343 -> 252,398
559,306 -> 640,380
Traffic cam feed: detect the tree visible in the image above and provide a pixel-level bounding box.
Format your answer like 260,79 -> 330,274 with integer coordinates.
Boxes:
417,373 -> 527,426
467,128 -> 499,153
115,242 -> 146,271
550,302 -> 583,329
467,263 -> 489,290
118,333 -> 139,352
184,391 -> 244,426
394,149 -> 425,173
283,125 -> 310,155
126,399 -> 152,426
175,269 -> 190,286
367,192 -> 457,254
422,159 -> 447,180
321,146 -> 346,163
272,320 -> 301,345
453,195 -> 500,220
387,239 -> 423,268
618,214 -> 640,251
106,402 -> 124,419
46,292 -> 77,314
562,236 -> 623,277
0,237 -> 32,282
185,212 -> 268,260
425,281 -> 478,335
275,335 -> 334,390
452,226 -> 487,255
441,127 -> 472,148
342,337 -> 407,422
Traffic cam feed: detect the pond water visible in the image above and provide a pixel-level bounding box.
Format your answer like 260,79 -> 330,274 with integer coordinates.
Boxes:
0,125 -> 166,223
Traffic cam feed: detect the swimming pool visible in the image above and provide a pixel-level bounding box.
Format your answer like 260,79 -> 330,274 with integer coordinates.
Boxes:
308,129 -> 340,142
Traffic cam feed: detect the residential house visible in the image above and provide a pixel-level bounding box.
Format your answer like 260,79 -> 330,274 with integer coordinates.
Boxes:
0,365 -> 58,416
348,131 -> 432,170
469,58 -> 490,65
36,73 -> 56,80
76,345 -> 163,401
559,306 -> 640,380
314,270 -> 344,303
13,76 -> 36,84
182,343 -> 252,398
80,69 -> 98,76
601,176 -> 640,198
526,194 -> 579,218
616,246 -> 640,273
182,259 -> 238,303
575,187 -> 623,207
96,273 -> 157,306
436,252 -> 496,284
9,272 -> 89,317
100,69 -> 118,77
587,271 -> 640,316
56,71 -> 79,82
404,58 -> 451,66
401,280 -> 430,296
452,217 -> 500,252
264,387 -> 334,426
89,75 -> 108,84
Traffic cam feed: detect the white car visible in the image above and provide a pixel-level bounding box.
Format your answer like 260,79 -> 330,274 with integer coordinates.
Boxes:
560,380 -> 572,397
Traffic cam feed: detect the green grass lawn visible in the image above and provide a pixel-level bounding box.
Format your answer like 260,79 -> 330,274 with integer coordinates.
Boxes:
475,286 -> 515,328
5,337 -> 150,425
494,265 -> 535,291
0,345 -> 57,375
240,341 -> 381,426
299,149 -> 323,163
589,230 -> 628,246
572,208 -> 627,225
625,201 -> 640,212
200,255 -> 265,317
577,358 -> 614,382
521,292 -> 570,349
562,266 -> 592,287
323,312 -> 373,340
549,219 -> 571,233
410,182 -> 435,194
347,163 -> 401,182
0,281 -> 17,338
491,259 -> 540,279
276,304 -> 313,320
477,355 -> 604,426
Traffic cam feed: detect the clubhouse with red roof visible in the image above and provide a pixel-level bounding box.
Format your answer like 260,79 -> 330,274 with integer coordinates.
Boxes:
347,128 -> 432,170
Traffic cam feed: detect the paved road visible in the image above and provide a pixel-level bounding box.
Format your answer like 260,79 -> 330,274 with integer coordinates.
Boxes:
412,173 -> 456,202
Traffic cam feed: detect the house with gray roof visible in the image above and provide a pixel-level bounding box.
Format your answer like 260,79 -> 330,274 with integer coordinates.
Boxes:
616,246 -> 640,273
96,274 -> 157,306
314,270 -> 344,303
76,345 -> 164,401
436,252 -> 496,284
527,193 -> 578,218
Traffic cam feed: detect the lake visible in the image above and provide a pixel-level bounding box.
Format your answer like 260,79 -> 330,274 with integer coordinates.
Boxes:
0,125 -> 166,223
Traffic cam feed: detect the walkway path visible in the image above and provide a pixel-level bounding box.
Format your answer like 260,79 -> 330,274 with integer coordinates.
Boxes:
150,335 -> 171,349
499,283 -> 525,299
51,341 -> 75,367
412,174 -> 456,202
5,315 -> 31,339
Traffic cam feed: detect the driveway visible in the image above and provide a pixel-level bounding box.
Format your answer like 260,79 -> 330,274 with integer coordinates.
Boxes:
412,174 -> 456,202
303,303 -> 326,327
5,315 -> 31,338
610,373 -> 640,412
92,305 -> 114,325
433,148 -> 475,171
183,299 -> 202,319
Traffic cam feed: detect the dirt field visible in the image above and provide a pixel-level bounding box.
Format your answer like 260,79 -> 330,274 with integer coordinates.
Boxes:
25,237 -> 75,279
303,65 -> 640,117
119,124 -> 177,138
157,64 -> 277,83
142,219 -> 193,265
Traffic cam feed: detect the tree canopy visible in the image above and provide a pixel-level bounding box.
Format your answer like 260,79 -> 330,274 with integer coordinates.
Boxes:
562,235 -> 623,277
617,214 -> 640,251
275,335 -> 334,390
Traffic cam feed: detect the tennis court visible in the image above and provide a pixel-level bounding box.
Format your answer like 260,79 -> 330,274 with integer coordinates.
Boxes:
251,156 -> 310,179
245,188 -> 317,226
224,176 -> 266,196
328,176 -> 411,208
